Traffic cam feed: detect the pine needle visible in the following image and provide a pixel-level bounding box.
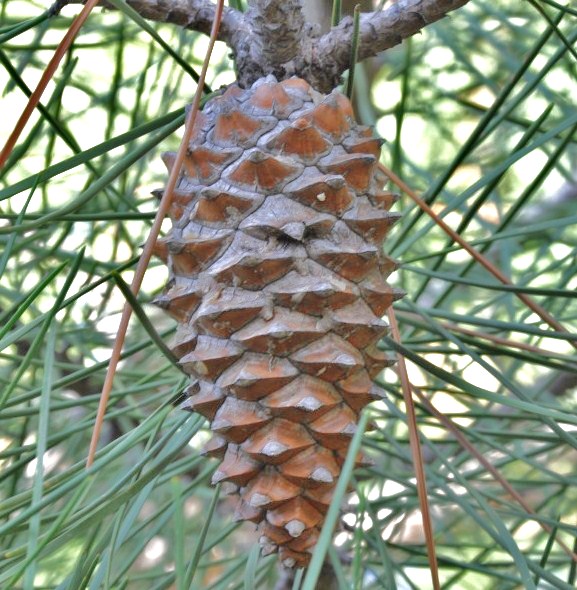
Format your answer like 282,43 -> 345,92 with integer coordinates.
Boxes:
387,307 -> 441,590
86,0 -> 226,467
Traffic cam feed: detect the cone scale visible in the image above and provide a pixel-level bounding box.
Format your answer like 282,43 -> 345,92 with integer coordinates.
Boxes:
155,76 -> 402,568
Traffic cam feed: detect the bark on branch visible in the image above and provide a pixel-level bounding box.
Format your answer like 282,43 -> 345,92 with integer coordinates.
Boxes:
232,0 -> 316,87
92,0 -> 243,42
310,0 -> 473,91
78,0 -> 472,91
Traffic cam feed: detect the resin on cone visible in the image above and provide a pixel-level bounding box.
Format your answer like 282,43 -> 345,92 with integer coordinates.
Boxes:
155,76 -> 402,568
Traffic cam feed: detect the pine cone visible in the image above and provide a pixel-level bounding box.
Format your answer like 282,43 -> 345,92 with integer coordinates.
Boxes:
155,76 -> 402,568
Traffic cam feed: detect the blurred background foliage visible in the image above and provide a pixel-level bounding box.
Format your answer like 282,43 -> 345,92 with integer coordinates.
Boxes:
1,0 -> 577,588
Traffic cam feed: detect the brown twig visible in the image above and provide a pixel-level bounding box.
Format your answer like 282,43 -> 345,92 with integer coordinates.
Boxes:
86,0 -> 226,468
0,0 -> 101,170
387,308 -> 441,590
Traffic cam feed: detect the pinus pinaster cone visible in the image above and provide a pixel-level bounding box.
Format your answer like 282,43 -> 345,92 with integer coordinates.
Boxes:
154,75 -> 403,568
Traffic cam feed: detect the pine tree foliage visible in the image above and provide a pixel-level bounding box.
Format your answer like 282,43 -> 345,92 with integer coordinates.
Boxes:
0,0 -> 576,588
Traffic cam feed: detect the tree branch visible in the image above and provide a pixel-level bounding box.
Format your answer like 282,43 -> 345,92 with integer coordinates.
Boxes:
95,0 -> 243,46
233,0 -> 318,88
247,0 -> 307,66
306,0 -> 473,91
69,0 -> 472,91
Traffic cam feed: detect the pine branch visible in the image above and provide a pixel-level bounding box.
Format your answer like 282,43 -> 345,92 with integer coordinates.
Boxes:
233,0 -> 315,85
247,0 -> 308,66
309,0 -> 473,91
66,0 -> 472,90
234,0 -> 473,89
90,0 -> 243,44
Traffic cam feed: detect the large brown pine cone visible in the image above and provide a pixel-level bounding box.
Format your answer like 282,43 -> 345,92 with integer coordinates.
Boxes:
154,75 -> 402,568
